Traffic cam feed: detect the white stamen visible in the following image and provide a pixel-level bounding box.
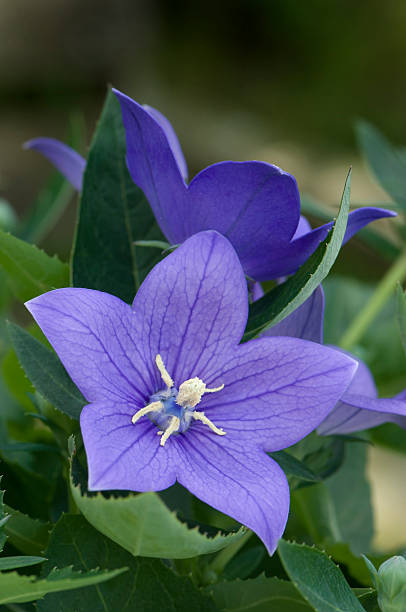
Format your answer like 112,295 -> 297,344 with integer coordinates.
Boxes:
160,416 -> 180,446
132,401 -> 163,424
192,411 -> 226,436
156,354 -> 174,388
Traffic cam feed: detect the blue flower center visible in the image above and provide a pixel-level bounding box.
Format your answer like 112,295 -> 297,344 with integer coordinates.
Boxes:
131,354 -> 226,447
148,387 -> 194,433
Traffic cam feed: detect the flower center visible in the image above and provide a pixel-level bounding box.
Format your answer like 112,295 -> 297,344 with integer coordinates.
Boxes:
131,354 -> 226,447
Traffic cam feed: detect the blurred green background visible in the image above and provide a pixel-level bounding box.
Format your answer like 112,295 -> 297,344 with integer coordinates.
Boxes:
1,0 -> 405,224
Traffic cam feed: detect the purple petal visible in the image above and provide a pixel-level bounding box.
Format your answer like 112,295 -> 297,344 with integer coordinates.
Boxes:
318,357 -> 406,434
23,137 -> 85,191
114,89 -> 301,275
292,215 -> 312,239
25,288 -> 151,405
198,336 -> 357,451
185,161 -> 300,279
113,89 -> 187,243
177,431 -> 289,554
132,230 -> 248,389
81,400 -> 178,491
251,207 -> 396,280
249,280 -> 264,302
261,285 -> 325,343
143,104 -> 188,181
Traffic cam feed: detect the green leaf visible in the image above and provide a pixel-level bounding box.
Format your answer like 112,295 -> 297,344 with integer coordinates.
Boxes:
72,89 -> 164,302
0,228 -> 69,302
223,546 -> 266,580
0,556 -> 46,571
269,450 -> 321,484
18,172 -> 74,245
356,120 -> 406,212
3,505 -> 51,556
71,465 -> 246,559
207,575 -> 313,611
38,514 -> 216,611
244,169 -> 351,340
278,540 -> 365,612
0,476 -> 9,552
0,565 -> 127,605
293,442 -> 373,555
8,322 -> 84,420
396,283 -> 406,357
0,197 -> 18,232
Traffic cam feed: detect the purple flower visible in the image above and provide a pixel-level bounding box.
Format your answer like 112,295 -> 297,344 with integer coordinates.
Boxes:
25,231 -> 356,553
25,92 -> 396,282
262,285 -> 406,434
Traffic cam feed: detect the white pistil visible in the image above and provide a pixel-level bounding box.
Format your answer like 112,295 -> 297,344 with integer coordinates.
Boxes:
160,416 -> 180,446
132,400 -> 163,424
192,411 -> 226,435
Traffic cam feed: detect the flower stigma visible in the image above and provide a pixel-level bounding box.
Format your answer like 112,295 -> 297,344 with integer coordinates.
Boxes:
132,354 -> 226,446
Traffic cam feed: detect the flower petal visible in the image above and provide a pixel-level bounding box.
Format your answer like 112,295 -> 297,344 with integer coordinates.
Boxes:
81,400 -> 178,491
251,207 -> 396,280
25,288 -> 151,405
113,89 -> 187,243
185,161 -> 300,278
23,137 -> 85,191
262,285 -> 324,343
200,336 -> 357,451
317,395 -> 406,434
177,430 -> 289,554
132,231 -> 248,388
318,359 -> 406,434
143,104 -> 188,181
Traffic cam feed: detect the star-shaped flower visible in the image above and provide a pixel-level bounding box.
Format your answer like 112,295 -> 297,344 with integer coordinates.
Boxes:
25,231 -> 357,553
25,93 -> 396,282
261,285 -> 406,434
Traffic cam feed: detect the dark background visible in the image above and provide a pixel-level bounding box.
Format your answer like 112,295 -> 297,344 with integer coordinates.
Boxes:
1,0 -> 404,244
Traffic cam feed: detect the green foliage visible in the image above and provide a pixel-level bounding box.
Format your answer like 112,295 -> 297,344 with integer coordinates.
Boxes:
37,514 -> 217,611
0,477 -> 9,552
0,565 -> 127,605
292,443 -> 373,557
0,228 -> 69,302
0,197 -> 18,232
71,461 -> 246,559
244,169 -> 351,340
396,283 -> 406,358
18,173 -> 74,245
3,504 -> 51,556
0,556 -> 46,570
365,555 -> 406,612
8,322 -> 85,420
269,450 -> 321,485
72,89 -> 164,302
207,575 -> 313,611
357,120 -> 406,212
278,540 -> 365,611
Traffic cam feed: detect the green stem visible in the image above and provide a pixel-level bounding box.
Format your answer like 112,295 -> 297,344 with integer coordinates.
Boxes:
207,530 -> 253,577
339,249 -> 406,351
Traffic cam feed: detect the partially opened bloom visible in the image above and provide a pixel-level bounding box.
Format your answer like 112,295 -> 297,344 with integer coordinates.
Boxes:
262,286 -> 406,434
25,92 -> 396,282
25,231 -> 356,553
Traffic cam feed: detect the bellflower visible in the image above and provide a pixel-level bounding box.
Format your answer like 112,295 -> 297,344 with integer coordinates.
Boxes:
262,285 -> 406,434
25,92 -> 396,282
25,231 -> 356,553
